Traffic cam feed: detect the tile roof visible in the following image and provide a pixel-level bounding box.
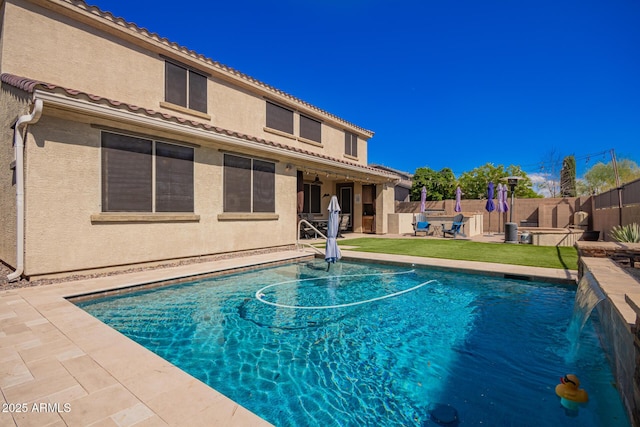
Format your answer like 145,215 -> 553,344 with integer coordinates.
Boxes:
58,0 -> 373,137
1,73 -> 393,178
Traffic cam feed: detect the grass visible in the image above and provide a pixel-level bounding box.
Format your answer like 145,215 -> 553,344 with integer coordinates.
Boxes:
335,238 -> 578,270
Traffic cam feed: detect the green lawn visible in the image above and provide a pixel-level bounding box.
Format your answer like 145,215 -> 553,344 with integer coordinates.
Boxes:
335,238 -> 578,270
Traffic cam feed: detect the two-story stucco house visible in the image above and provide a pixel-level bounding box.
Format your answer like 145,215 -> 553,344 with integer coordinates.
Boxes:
0,0 -> 398,280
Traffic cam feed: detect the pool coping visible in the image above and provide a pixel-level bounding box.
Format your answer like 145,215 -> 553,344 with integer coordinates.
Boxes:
340,250 -> 578,284
0,249 -> 577,426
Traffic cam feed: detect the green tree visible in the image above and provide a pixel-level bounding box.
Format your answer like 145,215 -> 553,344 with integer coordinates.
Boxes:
578,158 -> 640,195
560,155 -> 576,197
458,163 -> 540,199
411,167 -> 457,201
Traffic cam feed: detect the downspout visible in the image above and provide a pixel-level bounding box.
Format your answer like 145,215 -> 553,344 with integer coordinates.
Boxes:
7,99 -> 43,282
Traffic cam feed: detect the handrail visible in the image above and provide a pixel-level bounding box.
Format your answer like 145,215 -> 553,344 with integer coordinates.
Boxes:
298,219 -> 327,240
297,219 -> 327,255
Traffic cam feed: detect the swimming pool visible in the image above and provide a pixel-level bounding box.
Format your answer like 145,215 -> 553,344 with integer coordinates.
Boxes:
77,260 -> 630,426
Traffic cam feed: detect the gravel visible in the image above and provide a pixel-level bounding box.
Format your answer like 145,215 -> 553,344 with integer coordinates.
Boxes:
0,245 -> 298,291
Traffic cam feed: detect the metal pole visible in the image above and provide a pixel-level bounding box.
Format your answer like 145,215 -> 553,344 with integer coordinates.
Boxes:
611,149 -> 623,226
611,148 -> 621,188
509,185 -> 515,223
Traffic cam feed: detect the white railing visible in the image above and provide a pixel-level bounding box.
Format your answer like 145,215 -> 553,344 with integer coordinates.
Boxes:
297,219 -> 326,255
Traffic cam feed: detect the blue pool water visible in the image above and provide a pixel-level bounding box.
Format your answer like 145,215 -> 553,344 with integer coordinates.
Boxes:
77,260 -> 630,426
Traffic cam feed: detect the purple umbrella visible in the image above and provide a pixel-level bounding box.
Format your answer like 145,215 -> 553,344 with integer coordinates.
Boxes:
501,183 -> 509,213
485,182 -> 495,234
420,186 -> 427,213
454,186 -> 462,212
497,183 -> 508,233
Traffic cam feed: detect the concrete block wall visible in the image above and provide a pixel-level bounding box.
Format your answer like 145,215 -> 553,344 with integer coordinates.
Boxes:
396,197 -> 592,233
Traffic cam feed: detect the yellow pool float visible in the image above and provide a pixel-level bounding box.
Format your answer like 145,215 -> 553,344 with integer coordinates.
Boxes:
556,374 -> 588,403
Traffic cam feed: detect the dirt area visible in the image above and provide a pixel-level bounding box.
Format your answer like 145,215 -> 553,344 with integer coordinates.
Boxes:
0,245 -> 297,291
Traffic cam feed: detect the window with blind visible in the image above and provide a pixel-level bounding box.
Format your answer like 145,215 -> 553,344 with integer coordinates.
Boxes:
266,101 -> 294,134
300,115 -> 321,143
102,132 -> 194,212
165,61 -> 207,113
156,142 -> 194,212
302,183 -> 321,214
345,131 -> 358,157
223,154 -> 275,213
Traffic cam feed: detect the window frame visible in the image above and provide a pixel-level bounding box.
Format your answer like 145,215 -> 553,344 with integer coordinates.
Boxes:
302,182 -> 322,214
345,131 -> 358,157
101,131 -> 194,213
265,101 -> 294,135
164,60 -> 208,113
299,114 -> 322,143
223,153 -> 276,213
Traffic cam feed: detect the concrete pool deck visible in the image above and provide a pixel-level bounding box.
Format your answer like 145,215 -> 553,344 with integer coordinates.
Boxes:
1,247 -> 578,426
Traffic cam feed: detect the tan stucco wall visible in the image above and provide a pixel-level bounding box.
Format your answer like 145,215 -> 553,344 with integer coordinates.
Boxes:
0,83 -> 31,267
0,0 -> 395,276
375,184 -> 395,234
21,113 -> 298,276
397,197 -> 594,233
0,1 -> 5,68
529,230 -> 584,246
1,0 -> 162,110
210,77 -> 367,166
1,0 -> 371,170
592,205 -> 640,241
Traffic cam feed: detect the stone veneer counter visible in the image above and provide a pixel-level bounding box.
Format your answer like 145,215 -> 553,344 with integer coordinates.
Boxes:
576,241 -> 640,427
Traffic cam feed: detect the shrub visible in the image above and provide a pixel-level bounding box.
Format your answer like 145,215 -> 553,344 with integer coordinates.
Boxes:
610,223 -> 640,243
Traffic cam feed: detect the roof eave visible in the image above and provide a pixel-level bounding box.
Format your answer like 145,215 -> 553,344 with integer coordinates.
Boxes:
30,88 -> 395,182
27,0 -> 374,139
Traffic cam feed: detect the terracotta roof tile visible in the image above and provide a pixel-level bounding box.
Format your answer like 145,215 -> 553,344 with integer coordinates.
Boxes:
60,0 -> 373,137
1,73 -> 393,178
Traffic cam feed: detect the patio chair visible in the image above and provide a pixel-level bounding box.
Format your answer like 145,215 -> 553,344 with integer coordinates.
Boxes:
298,215 -> 316,239
337,214 -> 349,237
300,223 -> 316,239
413,213 -> 431,236
442,214 -> 464,238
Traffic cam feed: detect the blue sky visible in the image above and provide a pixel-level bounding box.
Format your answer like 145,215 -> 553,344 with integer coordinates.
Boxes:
89,0 -> 639,181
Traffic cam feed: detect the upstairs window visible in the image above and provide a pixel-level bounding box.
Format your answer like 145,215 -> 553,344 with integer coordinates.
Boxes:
300,115 -> 321,143
223,154 -> 275,213
266,101 -> 294,134
102,132 -> 194,212
345,131 -> 358,157
165,61 -> 207,113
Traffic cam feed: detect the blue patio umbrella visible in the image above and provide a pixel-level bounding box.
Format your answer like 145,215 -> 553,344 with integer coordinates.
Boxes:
485,182 -> 496,234
420,186 -> 427,213
454,186 -> 462,212
325,195 -> 342,270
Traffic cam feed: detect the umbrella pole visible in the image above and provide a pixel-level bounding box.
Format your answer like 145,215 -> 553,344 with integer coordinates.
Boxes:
487,212 -> 492,236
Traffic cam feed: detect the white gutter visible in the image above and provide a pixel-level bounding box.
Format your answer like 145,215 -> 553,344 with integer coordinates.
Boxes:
7,99 -> 43,282
32,90 -> 396,182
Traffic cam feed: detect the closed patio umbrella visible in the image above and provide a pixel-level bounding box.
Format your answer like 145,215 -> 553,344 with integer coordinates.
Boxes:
497,183 -> 508,233
500,183 -> 509,213
325,195 -> 342,270
485,182 -> 495,235
454,186 -> 462,212
420,186 -> 427,213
